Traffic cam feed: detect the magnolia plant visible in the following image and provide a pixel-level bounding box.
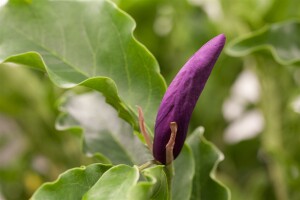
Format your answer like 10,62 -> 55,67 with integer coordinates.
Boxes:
0,0 -> 229,199
137,34 -> 225,196
152,34 -> 226,165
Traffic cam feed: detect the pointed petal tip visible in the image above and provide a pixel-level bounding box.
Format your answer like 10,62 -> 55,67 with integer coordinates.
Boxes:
218,33 -> 226,42
217,33 -> 226,39
210,33 -> 226,46
190,33 -> 226,64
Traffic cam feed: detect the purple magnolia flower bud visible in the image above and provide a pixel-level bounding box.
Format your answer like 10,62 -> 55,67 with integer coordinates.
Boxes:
153,34 -> 226,164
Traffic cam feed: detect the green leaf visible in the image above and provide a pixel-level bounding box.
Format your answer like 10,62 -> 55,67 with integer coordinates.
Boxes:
129,165 -> 169,200
187,127 -> 230,200
172,144 -> 194,200
83,164 -> 139,200
31,163 -> 111,200
0,0 -> 166,132
56,91 -> 152,165
226,20 -> 300,66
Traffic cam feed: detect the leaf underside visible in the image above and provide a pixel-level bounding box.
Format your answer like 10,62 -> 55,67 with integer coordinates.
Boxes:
56,91 -> 152,165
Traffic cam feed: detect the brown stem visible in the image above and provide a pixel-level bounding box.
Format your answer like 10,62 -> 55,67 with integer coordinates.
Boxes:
137,106 -> 153,152
166,122 -> 177,165
165,122 -> 177,200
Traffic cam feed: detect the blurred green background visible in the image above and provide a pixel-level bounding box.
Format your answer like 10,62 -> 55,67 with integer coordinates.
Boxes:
1,0 -> 300,199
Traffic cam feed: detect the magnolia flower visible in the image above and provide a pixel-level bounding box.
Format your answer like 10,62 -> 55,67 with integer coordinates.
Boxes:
153,34 -> 226,164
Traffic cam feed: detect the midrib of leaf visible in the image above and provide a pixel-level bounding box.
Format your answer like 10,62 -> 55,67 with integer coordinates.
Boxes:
108,10 -> 132,96
138,49 -> 153,113
81,22 -> 97,76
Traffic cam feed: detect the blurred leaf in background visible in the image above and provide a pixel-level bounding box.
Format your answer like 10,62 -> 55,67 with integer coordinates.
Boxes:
0,66 -> 87,199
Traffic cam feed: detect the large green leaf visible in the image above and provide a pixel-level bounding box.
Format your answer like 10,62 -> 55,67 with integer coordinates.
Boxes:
187,127 -> 230,200
0,0 -> 166,132
83,165 -> 139,200
31,163 -> 111,200
226,20 -> 300,66
56,91 -> 152,165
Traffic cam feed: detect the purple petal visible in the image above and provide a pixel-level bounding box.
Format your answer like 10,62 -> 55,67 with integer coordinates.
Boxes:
153,34 -> 226,164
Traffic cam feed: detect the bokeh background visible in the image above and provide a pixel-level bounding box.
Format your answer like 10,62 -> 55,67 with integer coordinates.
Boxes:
1,0 -> 300,199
